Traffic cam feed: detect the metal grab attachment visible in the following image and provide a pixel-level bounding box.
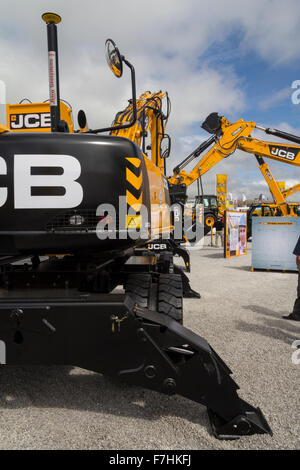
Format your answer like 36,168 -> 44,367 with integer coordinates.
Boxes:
123,300 -> 272,439
208,402 -> 272,440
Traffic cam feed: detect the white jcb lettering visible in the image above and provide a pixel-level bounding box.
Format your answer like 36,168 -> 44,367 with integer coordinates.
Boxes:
40,113 -> 51,127
11,113 -> 52,129
286,152 -> 295,160
11,114 -> 23,129
270,147 -> 295,160
14,154 -> 83,209
24,113 -> 40,128
148,243 -> 167,250
0,156 -> 7,207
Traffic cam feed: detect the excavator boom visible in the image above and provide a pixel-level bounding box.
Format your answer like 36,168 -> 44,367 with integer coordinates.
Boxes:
169,117 -> 256,185
237,137 -> 300,166
111,90 -> 170,173
169,114 -> 300,215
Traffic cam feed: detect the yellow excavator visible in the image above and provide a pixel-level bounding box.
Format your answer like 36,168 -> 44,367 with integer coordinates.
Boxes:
6,100 -> 300,221
0,12 -> 275,440
112,102 -> 300,234
168,113 -> 300,233
251,155 -> 300,216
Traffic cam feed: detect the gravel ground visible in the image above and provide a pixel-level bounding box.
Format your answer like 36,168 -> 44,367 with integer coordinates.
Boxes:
0,241 -> 299,450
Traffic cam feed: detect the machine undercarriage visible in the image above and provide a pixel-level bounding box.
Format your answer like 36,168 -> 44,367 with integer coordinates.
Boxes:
0,248 -> 272,439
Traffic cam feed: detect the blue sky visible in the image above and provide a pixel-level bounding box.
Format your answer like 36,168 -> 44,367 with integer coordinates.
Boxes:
183,31 -> 300,199
199,35 -> 299,127
0,0 -> 299,200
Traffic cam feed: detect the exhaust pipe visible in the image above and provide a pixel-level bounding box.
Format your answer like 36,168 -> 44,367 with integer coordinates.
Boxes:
41,12 -> 62,132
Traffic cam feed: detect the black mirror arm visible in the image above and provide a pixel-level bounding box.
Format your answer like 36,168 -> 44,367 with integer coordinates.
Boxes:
88,57 -> 137,134
123,57 -> 137,125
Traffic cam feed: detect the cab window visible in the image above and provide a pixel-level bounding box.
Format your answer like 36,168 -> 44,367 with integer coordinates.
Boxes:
251,206 -> 262,217
210,197 -> 218,208
294,205 -> 300,216
263,206 -> 273,216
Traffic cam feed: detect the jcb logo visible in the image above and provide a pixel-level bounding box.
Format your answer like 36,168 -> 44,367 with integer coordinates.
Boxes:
10,112 -> 51,130
0,154 -> 83,209
147,243 -> 167,250
269,145 -> 299,161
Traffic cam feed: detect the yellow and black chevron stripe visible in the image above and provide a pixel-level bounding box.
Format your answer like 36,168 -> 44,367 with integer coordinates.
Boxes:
126,157 -> 143,228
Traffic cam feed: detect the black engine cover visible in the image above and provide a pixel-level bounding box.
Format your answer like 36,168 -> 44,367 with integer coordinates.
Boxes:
0,132 -> 149,256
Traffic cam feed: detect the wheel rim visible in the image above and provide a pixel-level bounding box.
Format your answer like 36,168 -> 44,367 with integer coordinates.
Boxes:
206,216 -> 215,227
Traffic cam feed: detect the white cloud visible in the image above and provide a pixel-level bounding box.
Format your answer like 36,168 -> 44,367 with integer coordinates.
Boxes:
0,0 -> 300,201
259,87 -> 291,111
1,0 -> 300,129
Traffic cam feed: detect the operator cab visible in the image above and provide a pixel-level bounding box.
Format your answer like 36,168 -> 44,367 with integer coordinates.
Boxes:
247,204 -> 275,239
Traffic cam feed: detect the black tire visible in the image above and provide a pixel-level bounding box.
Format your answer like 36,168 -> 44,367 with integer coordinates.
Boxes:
125,273 -> 151,308
158,274 -> 183,323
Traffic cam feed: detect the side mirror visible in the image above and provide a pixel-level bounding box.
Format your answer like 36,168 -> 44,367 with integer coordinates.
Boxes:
160,134 -> 171,158
161,92 -> 171,121
77,109 -> 88,132
105,39 -> 123,78
89,39 -> 137,134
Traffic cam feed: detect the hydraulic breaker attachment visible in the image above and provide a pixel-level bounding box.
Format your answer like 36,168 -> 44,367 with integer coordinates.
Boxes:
0,292 -> 271,439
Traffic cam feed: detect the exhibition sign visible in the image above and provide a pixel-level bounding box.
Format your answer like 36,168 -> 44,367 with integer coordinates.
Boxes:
252,217 -> 300,271
224,210 -> 247,258
216,174 -> 227,213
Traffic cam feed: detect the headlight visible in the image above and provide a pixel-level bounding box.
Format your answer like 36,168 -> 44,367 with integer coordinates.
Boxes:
69,214 -> 84,226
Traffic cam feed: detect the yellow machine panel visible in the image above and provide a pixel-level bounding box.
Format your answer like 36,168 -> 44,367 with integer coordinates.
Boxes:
6,101 -> 74,133
144,155 -> 171,237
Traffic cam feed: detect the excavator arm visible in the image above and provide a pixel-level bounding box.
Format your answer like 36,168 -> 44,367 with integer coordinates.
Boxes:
111,90 -> 170,173
254,155 -> 289,215
169,116 -> 256,185
237,137 -> 300,166
282,183 -> 300,199
169,113 -> 300,214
